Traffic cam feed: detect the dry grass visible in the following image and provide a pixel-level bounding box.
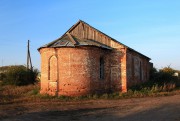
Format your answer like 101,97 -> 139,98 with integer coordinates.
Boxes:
0,83 -> 180,104
0,84 -> 40,104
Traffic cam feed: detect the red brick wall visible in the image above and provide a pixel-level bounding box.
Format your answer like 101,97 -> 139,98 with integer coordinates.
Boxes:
126,49 -> 150,87
39,46 -> 150,96
40,47 -> 124,96
120,48 -> 127,92
68,21 -> 150,92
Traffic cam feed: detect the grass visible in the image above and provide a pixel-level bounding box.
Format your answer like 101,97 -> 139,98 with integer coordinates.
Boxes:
1,66 -> 180,103
0,82 -> 180,104
0,83 -> 40,104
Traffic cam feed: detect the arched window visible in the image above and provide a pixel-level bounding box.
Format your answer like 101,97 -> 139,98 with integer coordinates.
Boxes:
100,57 -> 104,79
49,56 -> 57,81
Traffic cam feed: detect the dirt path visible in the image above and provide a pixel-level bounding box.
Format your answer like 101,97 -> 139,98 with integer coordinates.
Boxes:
0,94 -> 180,121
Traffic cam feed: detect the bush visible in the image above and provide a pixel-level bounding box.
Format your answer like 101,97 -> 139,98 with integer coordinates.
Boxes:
1,65 -> 39,86
150,66 -> 179,85
130,66 -> 180,94
0,73 -> 6,81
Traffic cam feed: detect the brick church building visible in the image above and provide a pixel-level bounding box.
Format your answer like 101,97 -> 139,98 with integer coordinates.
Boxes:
38,20 -> 151,96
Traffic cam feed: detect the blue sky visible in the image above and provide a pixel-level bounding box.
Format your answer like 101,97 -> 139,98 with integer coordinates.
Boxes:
0,0 -> 180,70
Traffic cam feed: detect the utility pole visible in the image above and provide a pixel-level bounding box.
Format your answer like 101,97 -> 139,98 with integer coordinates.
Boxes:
27,40 -> 33,70
1,59 -> 3,67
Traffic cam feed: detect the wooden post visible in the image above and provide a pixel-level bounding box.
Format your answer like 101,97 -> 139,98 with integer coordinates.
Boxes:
27,40 -> 33,70
1,59 -> 3,67
27,40 -> 29,69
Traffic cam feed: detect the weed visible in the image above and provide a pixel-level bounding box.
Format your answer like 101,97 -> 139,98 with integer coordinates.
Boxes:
92,94 -> 99,99
100,93 -> 109,99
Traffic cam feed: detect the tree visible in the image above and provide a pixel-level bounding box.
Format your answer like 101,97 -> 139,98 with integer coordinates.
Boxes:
1,65 -> 39,86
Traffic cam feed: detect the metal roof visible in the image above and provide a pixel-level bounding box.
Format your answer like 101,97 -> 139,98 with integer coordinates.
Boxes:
39,33 -> 113,50
77,20 -> 151,60
38,20 -> 150,60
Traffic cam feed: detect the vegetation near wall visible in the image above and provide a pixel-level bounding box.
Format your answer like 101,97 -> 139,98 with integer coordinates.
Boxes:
0,65 -> 180,103
150,66 -> 180,86
0,65 -> 39,86
130,66 -> 180,92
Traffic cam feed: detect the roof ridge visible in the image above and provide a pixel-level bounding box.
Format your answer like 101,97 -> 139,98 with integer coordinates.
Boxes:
38,20 -> 150,59
38,21 -> 82,50
77,20 -> 129,47
78,20 -> 150,59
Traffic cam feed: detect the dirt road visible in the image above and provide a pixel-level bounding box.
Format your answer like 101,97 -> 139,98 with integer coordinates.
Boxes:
0,94 -> 180,121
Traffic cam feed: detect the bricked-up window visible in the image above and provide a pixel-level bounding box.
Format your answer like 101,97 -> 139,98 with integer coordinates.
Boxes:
140,61 -> 142,81
100,57 -> 104,79
132,58 -> 134,79
49,56 -> 57,81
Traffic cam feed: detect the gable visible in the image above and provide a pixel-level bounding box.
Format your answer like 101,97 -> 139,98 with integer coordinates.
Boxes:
68,20 -> 150,60
69,20 -> 124,49
38,20 -> 150,60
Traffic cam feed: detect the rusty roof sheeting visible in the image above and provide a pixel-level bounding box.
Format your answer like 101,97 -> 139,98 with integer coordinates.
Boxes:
39,33 -> 113,50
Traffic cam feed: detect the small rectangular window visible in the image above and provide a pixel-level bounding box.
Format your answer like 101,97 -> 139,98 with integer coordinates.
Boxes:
132,58 -> 134,78
140,61 -> 142,81
100,57 -> 104,79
